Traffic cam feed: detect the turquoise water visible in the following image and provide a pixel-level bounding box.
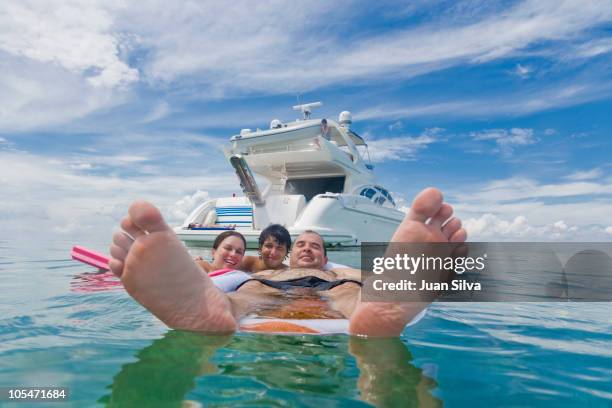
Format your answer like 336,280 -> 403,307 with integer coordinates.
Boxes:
1,240 -> 612,407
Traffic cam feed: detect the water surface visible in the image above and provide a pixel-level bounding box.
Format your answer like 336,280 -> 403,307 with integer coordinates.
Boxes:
1,240 -> 611,407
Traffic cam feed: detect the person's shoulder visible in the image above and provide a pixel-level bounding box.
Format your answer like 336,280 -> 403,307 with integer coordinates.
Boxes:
241,255 -> 259,273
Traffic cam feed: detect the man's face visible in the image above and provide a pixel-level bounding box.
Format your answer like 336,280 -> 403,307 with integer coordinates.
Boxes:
290,232 -> 328,269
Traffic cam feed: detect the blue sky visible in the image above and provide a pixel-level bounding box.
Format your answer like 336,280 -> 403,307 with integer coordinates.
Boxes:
1,0 -> 611,245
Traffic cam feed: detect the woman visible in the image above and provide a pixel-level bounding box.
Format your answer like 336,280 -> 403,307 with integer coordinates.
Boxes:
195,230 -> 246,273
241,224 -> 291,272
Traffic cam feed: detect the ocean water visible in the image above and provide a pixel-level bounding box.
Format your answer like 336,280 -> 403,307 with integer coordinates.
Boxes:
1,239 -> 611,407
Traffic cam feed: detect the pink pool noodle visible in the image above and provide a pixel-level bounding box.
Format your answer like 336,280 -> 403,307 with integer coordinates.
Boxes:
71,246 -> 110,271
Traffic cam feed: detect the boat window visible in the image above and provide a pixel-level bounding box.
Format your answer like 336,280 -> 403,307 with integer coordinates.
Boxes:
360,187 -> 377,199
375,195 -> 386,205
374,186 -> 395,206
348,130 -> 367,146
285,176 -> 345,201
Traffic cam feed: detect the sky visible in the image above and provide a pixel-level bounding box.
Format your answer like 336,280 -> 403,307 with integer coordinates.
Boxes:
1,0 -> 611,246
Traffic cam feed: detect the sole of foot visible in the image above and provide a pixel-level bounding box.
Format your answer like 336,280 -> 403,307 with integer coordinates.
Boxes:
349,187 -> 467,337
109,200 -> 237,332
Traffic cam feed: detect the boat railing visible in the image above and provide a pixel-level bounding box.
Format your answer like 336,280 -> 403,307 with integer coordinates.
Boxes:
246,136 -> 359,163
246,137 -> 322,155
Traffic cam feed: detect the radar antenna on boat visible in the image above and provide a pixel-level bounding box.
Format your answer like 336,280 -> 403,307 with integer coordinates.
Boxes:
292,101 -> 322,120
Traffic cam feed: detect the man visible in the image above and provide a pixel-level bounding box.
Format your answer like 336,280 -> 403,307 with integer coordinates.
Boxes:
320,118 -> 330,140
227,230 -> 363,322
109,187 -> 466,337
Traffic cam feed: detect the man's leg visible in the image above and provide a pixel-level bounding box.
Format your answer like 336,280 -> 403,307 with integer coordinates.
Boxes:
348,187 -> 467,337
109,200 -> 237,332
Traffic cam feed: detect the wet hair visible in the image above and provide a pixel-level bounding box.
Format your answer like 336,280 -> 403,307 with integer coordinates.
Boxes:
259,224 -> 291,252
300,230 -> 327,256
212,230 -> 247,251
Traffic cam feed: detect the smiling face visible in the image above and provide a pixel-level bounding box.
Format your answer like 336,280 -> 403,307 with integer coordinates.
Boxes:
289,232 -> 328,269
211,235 -> 245,270
260,236 -> 288,269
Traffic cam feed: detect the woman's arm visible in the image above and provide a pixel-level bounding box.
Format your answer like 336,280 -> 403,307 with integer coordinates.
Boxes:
194,256 -> 212,273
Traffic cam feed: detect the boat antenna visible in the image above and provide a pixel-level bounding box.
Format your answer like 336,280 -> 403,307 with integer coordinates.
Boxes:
292,101 -> 322,120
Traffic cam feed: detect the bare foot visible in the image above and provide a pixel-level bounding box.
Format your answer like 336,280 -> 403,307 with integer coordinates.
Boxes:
109,200 -> 237,332
349,187 -> 467,337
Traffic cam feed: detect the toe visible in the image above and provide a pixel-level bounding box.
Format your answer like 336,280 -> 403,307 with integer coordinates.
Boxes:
128,200 -> 169,233
112,230 -> 134,251
429,203 -> 453,228
442,217 -> 462,240
450,228 -> 467,243
110,243 -> 128,261
121,217 -> 146,239
407,187 -> 443,223
109,258 -> 124,277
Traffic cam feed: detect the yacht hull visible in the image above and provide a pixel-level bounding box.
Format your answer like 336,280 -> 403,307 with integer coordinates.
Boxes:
174,194 -> 404,248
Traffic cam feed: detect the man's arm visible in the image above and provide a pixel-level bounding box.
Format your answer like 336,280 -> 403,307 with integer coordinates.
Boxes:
331,267 -> 362,281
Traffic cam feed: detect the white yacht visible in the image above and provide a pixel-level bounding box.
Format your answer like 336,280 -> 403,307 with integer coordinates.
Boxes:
175,102 -> 405,248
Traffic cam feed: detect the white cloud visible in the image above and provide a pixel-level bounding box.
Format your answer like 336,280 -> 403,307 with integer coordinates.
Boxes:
471,128 -> 537,152
2,1 -> 612,129
355,79 -> 612,120
468,127 -> 538,155
388,121 -> 404,131
356,101 -> 474,121
0,151 -> 238,244
316,0 -> 612,86
573,37 -> 612,58
606,226 -> 612,235
51,154 -> 150,170
564,168 -> 603,181
452,176 -> 612,204
69,162 -> 93,170
445,174 -> 612,241
367,128 -> 441,162
0,1 -> 138,131
139,101 -> 170,124
0,1 -> 138,88
513,63 -> 532,78
122,1 -> 337,91
0,56 -> 126,131
544,128 -> 557,136
464,213 -> 533,239
29,0 -> 605,96
570,132 -> 590,139
171,190 -> 211,221
367,135 -> 435,162
463,213 -> 595,241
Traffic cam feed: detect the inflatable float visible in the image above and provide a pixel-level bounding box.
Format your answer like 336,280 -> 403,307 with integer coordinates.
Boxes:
71,245 -> 426,334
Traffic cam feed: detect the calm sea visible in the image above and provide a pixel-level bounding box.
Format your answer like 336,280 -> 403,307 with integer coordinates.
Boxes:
1,239 -> 611,407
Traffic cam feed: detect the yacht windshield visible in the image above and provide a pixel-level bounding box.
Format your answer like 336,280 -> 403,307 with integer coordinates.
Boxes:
285,177 -> 345,201
348,130 -> 367,146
